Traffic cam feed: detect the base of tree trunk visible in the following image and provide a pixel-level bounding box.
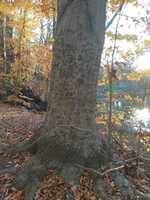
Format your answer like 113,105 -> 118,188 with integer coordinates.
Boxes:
2,126 -> 150,200
0,126 -> 107,199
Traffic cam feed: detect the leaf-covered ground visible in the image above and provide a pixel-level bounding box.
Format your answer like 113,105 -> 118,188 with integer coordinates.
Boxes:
0,103 -> 149,200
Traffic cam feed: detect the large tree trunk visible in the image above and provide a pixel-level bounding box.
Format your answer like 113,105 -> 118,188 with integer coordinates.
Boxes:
40,0 -> 107,174
1,1 -> 107,199
47,0 -> 106,131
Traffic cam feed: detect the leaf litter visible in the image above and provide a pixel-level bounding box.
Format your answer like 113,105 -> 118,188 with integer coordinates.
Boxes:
0,103 -> 149,200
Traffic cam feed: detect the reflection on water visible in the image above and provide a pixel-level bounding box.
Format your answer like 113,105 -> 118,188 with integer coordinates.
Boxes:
134,108 -> 150,124
132,108 -> 150,131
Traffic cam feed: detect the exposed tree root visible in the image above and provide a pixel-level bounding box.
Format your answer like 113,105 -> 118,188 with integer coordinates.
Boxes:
0,126 -> 109,199
0,166 -> 17,174
64,189 -> 75,200
24,179 -> 40,200
1,127 -> 150,200
136,190 -> 150,200
0,137 -> 37,155
95,178 -> 112,200
0,124 -> 45,155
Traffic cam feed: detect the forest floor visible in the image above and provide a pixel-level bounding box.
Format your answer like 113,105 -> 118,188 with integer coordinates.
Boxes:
0,103 -> 150,200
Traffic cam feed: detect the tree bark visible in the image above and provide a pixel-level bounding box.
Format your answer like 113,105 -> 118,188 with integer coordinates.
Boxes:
46,0 -> 107,130
39,0 -> 107,184
23,0 -> 107,181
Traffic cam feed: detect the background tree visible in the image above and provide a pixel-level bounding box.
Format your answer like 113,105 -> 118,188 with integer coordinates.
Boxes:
0,12 -> 13,74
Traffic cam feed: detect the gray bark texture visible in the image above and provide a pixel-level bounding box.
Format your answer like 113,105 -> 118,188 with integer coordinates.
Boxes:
44,0 -> 107,178
41,0 -> 107,191
47,0 -> 106,130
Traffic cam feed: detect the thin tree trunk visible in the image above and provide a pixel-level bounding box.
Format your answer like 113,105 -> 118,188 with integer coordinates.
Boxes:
3,16 -> 7,73
40,19 -> 45,44
15,8 -> 27,85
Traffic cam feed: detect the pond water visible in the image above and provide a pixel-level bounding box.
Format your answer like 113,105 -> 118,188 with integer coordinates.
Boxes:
97,100 -> 150,133
113,100 -> 150,132
130,108 -> 150,131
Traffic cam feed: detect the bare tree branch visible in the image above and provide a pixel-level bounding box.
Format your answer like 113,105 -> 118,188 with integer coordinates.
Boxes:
106,0 -> 125,30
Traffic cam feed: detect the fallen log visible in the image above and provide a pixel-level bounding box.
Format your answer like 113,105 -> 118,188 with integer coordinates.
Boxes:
4,95 -> 32,109
19,87 -> 47,111
18,94 -> 34,102
4,94 -> 47,111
